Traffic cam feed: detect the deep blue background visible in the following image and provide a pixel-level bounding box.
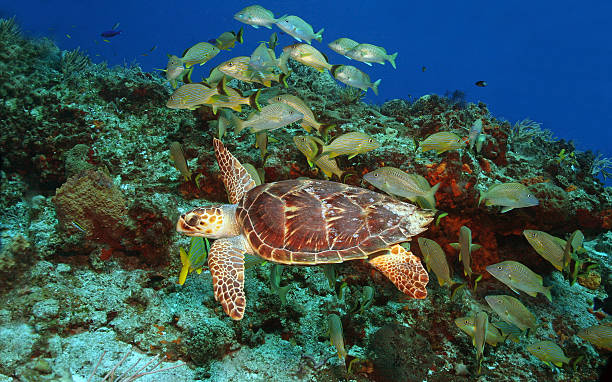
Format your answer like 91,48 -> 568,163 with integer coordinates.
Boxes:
3,1 -> 611,182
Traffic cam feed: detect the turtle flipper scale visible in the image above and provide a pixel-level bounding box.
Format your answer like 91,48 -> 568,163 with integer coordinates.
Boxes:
213,138 -> 257,204
208,237 -> 247,320
369,244 -> 429,299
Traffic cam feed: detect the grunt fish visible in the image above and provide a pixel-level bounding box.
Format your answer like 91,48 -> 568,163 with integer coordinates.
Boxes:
468,119 -> 483,150
283,43 -> 332,72
210,27 -> 244,51
527,341 -> 570,369
160,54 -> 192,89
169,142 -> 192,181
331,65 -> 380,95
275,15 -> 324,44
328,38 -> 360,58
294,136 -> 343,179
268,94 -> 332,134
328,313 -> 347,360
455,316 -> 506,347
166,83 -> 214,110
417,237 -> 453,287
180,42 -> 220,67
234,5 -> 277,29
345,43 -> 398,69
474,311 -> 488,364
479,183 -> 539,213
363,167 -> 440,204
178,237 -> 209,285
485,295 -> 537,332
218,56 -> 288,87
523,230 -> 565,271
486,260 -> 552,301
315,131 -> 379,160
206,86 -> 261,114
577,324 -> 612,351
420,131 -> 465,154
249,42 -> 280,79
449,226 -> 481,279
233,103 -> 303,133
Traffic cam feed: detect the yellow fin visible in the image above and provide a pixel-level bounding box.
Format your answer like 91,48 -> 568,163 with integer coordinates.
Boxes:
179,247 -> 190,285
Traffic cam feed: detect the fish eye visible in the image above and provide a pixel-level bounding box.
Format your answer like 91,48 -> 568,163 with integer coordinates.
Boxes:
497,266 -> 502,271
368,139 -> 374,143
372,173 -> 378,177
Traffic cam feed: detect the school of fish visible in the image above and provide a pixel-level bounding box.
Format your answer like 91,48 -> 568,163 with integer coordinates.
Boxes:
160,4 -> 610,376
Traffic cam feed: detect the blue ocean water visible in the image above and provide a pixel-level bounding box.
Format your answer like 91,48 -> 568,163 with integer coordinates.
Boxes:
5,0 -> 611,180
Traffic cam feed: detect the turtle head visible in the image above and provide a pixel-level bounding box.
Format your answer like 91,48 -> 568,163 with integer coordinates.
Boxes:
177,204 -> 239,239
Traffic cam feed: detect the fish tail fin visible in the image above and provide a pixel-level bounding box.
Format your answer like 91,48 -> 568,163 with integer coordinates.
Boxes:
182,66 -> 194,84
330,65 -> 340,77
178,247 -> 190,285
232,114 -> 246,134
426,182 -> 441,203
542,285 -> 552,302
478,191 -> 484,206
249,89 -> 262,111
237,27 -> 244,44
569,355 -> 584,371
279,72 -> 290,88
315,28 -> 324,42
319,124 -> 335,138
388,52 -> 398,69
300,122 -> 313,133
372,79 -> 381,96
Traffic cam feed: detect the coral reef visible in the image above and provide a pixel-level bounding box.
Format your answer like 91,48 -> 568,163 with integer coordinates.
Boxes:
0,18 -> 610,381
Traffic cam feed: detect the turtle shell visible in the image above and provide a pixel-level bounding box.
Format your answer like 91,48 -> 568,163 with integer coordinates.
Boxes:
236,179 -> 432,264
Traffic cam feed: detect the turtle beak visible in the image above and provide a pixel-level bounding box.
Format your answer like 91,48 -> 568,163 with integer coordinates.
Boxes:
176,211 -> 201,235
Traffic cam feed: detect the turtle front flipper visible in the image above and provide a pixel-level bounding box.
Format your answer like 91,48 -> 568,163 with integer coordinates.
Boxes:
208,236 -> 249,320
213,138 -> 257,204
369,244 -> 429,299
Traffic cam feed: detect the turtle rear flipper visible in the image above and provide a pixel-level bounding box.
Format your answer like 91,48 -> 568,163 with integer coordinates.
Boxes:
369,244 -> 429,299
208,236 -> 248,320
213,138 -> 257,203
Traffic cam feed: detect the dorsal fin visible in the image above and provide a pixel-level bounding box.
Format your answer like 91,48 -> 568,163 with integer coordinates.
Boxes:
213,138 -> 257,204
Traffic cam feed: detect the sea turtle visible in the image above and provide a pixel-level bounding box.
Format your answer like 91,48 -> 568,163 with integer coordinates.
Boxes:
176,139 -> 433,320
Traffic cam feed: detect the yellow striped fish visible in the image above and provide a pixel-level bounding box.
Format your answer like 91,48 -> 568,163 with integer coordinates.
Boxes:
474,311 -> 488,364
578,324 -> 612,351
233,103 -> 303,133
417,237 -> 453,287
166,83 -> 215,110
328,38 -> 360,58
485,295 -> 537,332
294,136 -> 343,179
345,43 -> 398,69
180,42 -> 220,67
363,166 -> 440,203
491,321 -> 522,343
486,260 -> 552,301
455,316 -> 506,346
169,142 -> 191,181
283,43 -> 332,72
523,230 -> 565,271
527,341 -> 570,368
178,237 -> 209,285
480,183 -> 539,213
206,86 -> 261,114
268,94 -> 333,134
420,131 -> 466,154
449,226 -> 481,279
316,131 -> 379,160
218,56 -> 287,87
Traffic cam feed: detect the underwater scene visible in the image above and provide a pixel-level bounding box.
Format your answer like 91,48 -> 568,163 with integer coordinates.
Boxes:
1,1 -> 612,381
